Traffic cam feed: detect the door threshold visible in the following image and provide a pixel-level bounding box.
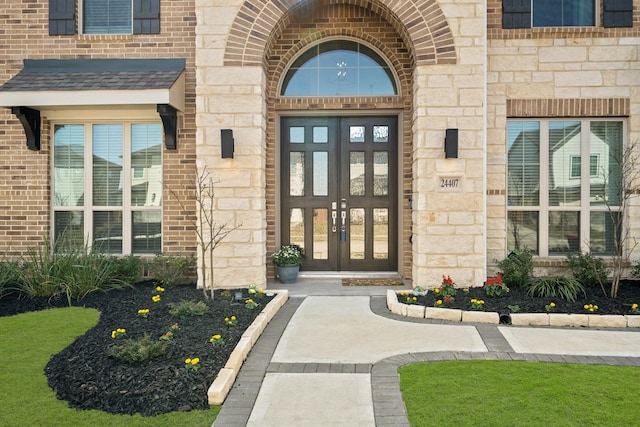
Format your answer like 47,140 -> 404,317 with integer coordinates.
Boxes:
298,271 -> 401,279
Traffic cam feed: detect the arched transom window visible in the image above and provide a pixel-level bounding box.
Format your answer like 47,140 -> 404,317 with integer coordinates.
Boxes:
281,40 -> 397,97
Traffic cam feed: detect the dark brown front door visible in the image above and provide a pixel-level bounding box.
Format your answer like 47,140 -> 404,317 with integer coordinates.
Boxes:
280,116 -> 398,271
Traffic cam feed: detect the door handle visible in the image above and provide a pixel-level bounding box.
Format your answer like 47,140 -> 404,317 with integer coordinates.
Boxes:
340,199 -> 347,241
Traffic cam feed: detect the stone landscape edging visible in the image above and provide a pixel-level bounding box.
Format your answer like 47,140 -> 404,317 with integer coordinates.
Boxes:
387,290 -> 638,328
207,290 -> 288,405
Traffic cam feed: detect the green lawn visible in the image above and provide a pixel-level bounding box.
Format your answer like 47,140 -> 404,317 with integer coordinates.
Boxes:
0,307 -> 219,427
400,360 -> 640,427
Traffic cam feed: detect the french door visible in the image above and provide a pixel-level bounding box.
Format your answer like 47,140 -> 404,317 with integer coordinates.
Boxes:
280,116 -> 398,271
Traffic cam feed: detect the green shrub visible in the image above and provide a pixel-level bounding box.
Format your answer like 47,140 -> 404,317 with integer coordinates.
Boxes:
497,248 -> 533,288
150,254 -> 195,286
110,335 -> 167,364
19,239 -> 131,302
567,252 -> 609,287
168,300 -> 209,317
631,260 -> 640,278
0,258 -> 21,297
527,276 -> 586,302
112,255 -> 142,285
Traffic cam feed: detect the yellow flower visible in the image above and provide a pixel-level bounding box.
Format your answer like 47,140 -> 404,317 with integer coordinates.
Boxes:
155,286 -> 165,293
152,295 -> 161,303
191,358 -> 200,365
436,300 -> 443,305
633,303 -> 638,310
463,288 -> 469,293
550,302 -> 556,307
584,304 -> 589,310
231,316 -> 236,320
434,288 -> 440,293
185,358 -> 192,364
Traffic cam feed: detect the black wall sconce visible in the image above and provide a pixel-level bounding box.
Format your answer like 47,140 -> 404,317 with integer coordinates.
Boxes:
221,129 -> 234,159
445,128 -> 458,159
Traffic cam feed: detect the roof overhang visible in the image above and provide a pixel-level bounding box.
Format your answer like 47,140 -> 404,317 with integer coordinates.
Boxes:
0,58 -> 186,150
0,81 -> 185,112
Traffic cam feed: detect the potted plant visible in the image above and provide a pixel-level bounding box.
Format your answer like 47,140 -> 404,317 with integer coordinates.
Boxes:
271,244 -> 304,284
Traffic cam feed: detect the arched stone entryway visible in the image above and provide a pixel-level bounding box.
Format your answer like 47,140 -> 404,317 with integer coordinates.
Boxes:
223,0 -> 456,67
222,0 -> 455,279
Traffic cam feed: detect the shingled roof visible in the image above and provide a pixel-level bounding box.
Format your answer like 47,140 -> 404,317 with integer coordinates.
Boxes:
0,58 -> 185,92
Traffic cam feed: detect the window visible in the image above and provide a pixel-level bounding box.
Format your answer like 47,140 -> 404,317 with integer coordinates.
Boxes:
53,122 -> 163,254
281,40 -> 397,97
507,119 -> 623,256
533,0 -> 595,27
502,0 -> 632,29
84,0 -> 133,34
49,0 -> 161,36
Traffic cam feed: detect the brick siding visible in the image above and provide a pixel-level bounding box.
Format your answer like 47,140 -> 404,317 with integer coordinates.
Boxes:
0,0 -> 197,257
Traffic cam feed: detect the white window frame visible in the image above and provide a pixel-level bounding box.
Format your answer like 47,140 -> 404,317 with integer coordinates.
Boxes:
52,119 -> 163,255
507,118 -> 624,257
80,0 -> 134,35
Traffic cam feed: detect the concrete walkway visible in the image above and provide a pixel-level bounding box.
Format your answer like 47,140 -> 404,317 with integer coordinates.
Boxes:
212,278 -> 640,426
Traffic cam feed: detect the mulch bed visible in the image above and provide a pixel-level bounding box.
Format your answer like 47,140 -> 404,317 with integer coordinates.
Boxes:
2,280 -> 640,417
402,280 -> 640,316
0,282 -> 273,416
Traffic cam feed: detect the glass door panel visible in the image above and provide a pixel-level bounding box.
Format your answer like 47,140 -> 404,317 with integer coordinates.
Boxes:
373,208 -> 389,259
349,208 -> 365,259
281,116 -> 397,271
289,208 -> 305,248
313,208 -> 329,260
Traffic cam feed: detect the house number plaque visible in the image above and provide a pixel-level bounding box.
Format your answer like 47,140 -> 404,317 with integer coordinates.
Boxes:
437,176 -> 463,192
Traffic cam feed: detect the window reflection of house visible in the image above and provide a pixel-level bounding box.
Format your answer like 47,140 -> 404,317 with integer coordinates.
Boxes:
131,145 -> 162,207
508,120 -> 622,255
54,143 -> 85,208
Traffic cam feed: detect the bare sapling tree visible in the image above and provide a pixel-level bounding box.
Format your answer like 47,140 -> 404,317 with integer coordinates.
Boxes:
170,167 -> 240,299
597,140 -> 640,298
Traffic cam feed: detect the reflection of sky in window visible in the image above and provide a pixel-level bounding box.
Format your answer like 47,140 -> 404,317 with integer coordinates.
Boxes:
507,122 -> 539,150
132,124 -> 162,153
283,42 -> 396,96
93,124 -> 123,165
533,0 -> 594,27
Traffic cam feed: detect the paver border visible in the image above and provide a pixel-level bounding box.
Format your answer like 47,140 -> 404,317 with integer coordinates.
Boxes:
371,350 -> 640,427
213,295 -> 640,427
388,290 -> 640,328
207,290 -> 288,405
370,295 -> 640,426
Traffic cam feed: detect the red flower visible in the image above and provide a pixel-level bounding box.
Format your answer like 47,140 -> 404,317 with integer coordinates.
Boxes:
497,275 -> 502,284
444,296 -> 451,303
486,277 -> 495,285
442,275 -> 453,285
